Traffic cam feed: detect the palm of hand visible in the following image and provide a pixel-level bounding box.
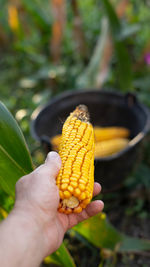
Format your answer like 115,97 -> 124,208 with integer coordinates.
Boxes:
43,182 -> 103,255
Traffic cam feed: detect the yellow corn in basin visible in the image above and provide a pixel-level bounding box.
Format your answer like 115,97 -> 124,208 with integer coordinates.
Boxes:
50,126 -> 130,157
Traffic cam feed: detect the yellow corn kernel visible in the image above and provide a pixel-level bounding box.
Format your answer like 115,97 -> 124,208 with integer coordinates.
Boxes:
82,199 -> 90,205
94,126 -> 130,142
68,185 -> 74,193
79,184 -> 85,191
79,179 -> 87,185
78,192 -> 86,200
70,181 -> 78,188
74,188 -> 81,196
61,183 -> 68,190
59,191 -> 64,199
74,206 -> 82,213
70,177 -> 78,182
94,138 -> 129,158
63,191 -> 71,198
57,105 -> 95,214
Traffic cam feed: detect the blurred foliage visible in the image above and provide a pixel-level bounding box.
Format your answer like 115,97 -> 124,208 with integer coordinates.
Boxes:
0,0 -> 149,161
73,213 -> 150,252
0,0 -> 150,266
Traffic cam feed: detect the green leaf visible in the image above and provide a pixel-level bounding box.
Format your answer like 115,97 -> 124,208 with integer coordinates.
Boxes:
22,0 -> 51,32
101,0 -> 133,91
73,213 -> 122,250
101,0 -> 121,39
44,243 -> 76,267
119,236 -> 150,252
0,102 -> 33,197
76,18 -> 110,88
73,213 -> 150,252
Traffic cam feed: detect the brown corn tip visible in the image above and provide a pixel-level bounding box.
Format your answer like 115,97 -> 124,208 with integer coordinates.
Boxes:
72,104 -> 90,123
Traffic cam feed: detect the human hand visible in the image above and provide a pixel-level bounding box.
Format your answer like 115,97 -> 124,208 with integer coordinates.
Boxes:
14,152 -> 104,257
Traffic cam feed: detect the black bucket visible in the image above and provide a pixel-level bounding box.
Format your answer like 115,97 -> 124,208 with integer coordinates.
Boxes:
31,90 -> 150,192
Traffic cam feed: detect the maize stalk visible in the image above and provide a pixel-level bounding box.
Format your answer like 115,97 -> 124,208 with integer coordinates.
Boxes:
94,138 -> 129,158
94,126 -> 130,142
56,105 -> 95,214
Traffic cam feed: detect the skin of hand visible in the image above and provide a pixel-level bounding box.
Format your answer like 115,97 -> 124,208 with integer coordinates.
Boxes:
0,151 -> 104,266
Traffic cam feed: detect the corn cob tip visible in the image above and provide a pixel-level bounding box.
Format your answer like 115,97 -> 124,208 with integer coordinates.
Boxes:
72,104 -> 90,123
62,196 -> 79,209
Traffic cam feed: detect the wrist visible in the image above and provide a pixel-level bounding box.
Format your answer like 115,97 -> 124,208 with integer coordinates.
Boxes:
11,205 -> 61,257
0,207 -> 49,267
13,197 -> 64,255
11,207 -> 48,254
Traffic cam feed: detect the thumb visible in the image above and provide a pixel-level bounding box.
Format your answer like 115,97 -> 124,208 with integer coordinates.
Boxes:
44,151 -> 62,178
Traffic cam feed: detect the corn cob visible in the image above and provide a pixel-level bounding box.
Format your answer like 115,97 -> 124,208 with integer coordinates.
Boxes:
94,138 -> 129,158
56,105 -> 95,214
94,126 -> 130,142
